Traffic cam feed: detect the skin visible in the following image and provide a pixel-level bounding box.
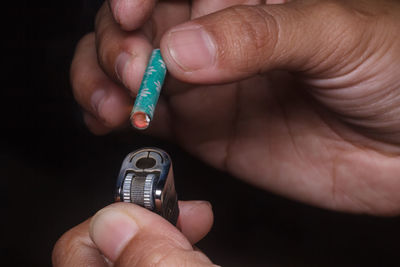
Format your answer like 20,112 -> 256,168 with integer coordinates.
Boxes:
52,201 -> 215,266
57,0 -> 400,265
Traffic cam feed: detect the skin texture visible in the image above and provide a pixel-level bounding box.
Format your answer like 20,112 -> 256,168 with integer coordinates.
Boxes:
60,0 -> 400,265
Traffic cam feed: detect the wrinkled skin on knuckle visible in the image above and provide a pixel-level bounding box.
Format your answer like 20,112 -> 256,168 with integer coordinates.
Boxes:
296,1 -> 375,75
153,250 -> 213,267
311,0 -> 392,44
116,232 -> 212,267
115,236 -> 179,267
203,5 -> 279,74
139,249 -> 211,267
52,228 -> 88,266
52,232 -> 70,266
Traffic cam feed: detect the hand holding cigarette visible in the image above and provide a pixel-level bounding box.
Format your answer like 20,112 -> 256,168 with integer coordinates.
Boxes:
71,0 -> 400,217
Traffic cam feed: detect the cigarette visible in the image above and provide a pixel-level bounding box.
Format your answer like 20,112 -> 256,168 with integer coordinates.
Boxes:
130,49 -> 167,130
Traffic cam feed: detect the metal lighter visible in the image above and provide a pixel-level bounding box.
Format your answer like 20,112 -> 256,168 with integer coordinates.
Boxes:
115,148 -> 179,225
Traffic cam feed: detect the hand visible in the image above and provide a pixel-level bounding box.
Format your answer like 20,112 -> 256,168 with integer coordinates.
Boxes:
71,0 -> 400,215
52,201 -> 215,266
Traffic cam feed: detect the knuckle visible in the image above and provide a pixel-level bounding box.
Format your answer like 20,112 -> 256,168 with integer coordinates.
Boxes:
70,54 -> 86,101
94,5 -> 120,75
71,33 -> 94,73
70,34 -> 94,83
117,238 -> 175,266
52,236 -> 65,265
141,248 -> 207,267
214,5 -> 279,72
234,6 -> 278,52
164,250 -> 213,267
70,35 -> 105,108
145,248 -> 178,267
52,229 -> 81,266
96,35 -> 118,74
70,65 -> 96,105
315,1 -> 370,27
298,1 -> 374,72
117,241 -> 212,267
116,235 -> 204,267
94,3 -> 110,33
79,32 -> 96,48
95,31 -> 115,72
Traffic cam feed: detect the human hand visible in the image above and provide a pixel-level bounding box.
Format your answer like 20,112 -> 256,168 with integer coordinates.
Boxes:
52,201 -> 215,266
71,0 -> 400,215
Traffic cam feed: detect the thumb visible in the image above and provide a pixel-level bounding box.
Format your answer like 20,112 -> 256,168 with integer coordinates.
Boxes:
89,202 -> 215,266
160,1 -> 371,84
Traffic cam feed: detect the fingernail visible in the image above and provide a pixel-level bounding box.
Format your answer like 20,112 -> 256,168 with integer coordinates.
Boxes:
90,208 -> 139,262
167,25 -> 216,71
115,52 -> 131,85
91,89 -> 107,120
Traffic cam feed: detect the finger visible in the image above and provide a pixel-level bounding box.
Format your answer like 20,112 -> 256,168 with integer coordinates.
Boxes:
95,2 -> 188,94
177,200 -> 214,244
52,220 -> 109,267
95,3 -> 153,93
52,201 -> 214,266
71,33 -> 132,131
108,0 -> 156,31
89,202 -> 215,265
161,0 -> 372,84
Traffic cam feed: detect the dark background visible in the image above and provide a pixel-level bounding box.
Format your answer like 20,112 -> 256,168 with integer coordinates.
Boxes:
2,1 -> 400,266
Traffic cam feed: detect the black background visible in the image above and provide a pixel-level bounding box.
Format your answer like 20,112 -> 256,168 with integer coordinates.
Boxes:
2,1 -> 400,266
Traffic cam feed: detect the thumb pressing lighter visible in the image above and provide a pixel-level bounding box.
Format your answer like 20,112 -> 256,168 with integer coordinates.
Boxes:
115,148 -> 179,225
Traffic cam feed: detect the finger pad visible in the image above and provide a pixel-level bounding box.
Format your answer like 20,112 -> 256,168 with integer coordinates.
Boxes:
178,202 -> 214,244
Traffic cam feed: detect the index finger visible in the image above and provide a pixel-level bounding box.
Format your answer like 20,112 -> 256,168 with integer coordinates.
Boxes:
108,0 -> 156,31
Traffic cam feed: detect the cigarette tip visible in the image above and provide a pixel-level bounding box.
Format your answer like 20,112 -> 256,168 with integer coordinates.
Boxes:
131,112 -> 150,130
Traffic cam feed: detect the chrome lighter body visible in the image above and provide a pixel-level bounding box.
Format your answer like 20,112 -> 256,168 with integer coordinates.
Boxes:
115,148 -> 179,225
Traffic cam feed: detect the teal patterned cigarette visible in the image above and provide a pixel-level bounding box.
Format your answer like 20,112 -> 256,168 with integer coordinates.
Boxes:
130,49 -> 167,129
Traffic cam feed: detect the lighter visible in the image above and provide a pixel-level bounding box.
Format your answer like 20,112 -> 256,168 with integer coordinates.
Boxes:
115,148 -> 179,225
